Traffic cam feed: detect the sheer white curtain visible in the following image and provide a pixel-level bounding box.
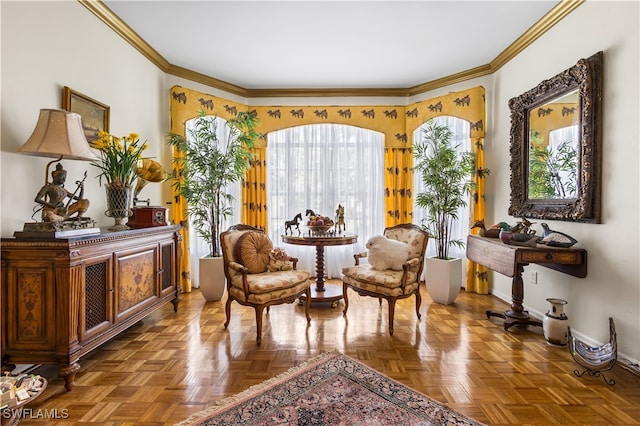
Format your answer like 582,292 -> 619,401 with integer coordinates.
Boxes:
413,116 -> 471,280
186,116 -> 241,289
267,124 -> 385,278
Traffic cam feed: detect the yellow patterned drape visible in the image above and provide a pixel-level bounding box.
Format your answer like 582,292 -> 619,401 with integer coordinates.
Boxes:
384,147 -> 413,226
465,137 -> 489,294
169,122 -> 192,293
242,147 -> 268,231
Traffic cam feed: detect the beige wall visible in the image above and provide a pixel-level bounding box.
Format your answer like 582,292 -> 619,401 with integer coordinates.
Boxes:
488,1 -> 639,361
2,1 -> 638,362
1,0 -> 168,234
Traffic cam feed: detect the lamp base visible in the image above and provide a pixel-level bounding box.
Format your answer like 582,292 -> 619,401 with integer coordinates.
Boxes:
15,219 -> 100,238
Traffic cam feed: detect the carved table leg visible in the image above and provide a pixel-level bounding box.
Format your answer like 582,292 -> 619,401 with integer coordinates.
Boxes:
486,264 -> 542,331
299,244 -> 343,306
59,362 -> 81,391
315,245 -> 325,292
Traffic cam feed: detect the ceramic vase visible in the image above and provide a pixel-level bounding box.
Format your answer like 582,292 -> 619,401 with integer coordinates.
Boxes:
105,184 -> 133,231
543,298 -> 568,346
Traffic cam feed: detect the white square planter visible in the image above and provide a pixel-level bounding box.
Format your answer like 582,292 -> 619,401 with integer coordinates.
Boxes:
425,257 -> 462,305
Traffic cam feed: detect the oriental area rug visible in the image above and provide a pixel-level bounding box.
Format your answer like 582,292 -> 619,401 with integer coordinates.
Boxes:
176,351 -> 483,426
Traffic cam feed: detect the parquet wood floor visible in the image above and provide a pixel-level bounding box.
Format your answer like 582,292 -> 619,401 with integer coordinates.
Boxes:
13,281 -> 640,425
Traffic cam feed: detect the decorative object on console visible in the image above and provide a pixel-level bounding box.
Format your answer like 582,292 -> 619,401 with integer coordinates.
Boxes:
568,317 -> 617,386
305,209 -> 335,236
133,158 -> 168,205
539,223 -> 578,247
284,212 -> 302,235
499,229 -> 540,247
334,204 -> 345,233
16,108 -> 99,236
90,131 -> 148,231
543,298 -> 569,346
470,219 -> 500,238
127,159 -> 169,228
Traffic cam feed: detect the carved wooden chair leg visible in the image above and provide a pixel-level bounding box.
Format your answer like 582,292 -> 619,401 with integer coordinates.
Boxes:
304,288 -> 312,322
255,306 -> 265,345
388,298 -> 397,335
342,283 -> 350,316
415,288 -> 422,320
224,298 -> 232,328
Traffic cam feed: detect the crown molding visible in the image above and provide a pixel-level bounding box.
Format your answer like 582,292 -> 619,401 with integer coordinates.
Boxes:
408,64 -> 494,97
81,0 -> 584,99
245,87 -> 410,98
166,65 -> 249,98
79,0 -> 170,71
491,0 -> 585,70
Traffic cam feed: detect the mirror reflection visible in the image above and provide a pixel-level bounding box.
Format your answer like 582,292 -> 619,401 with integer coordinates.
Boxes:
508,51 -> 603,223
527,90 -> 579,199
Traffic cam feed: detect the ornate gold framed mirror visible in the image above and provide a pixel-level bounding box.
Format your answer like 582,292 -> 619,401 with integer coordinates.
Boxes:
508,51 -> 603,223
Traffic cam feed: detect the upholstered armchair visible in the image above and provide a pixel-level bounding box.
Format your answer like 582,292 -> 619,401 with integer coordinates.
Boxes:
342,223 -> 428,335
220,224 -> 312,345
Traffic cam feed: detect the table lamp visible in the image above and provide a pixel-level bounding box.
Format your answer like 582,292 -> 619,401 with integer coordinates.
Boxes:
15,108 -> 100,236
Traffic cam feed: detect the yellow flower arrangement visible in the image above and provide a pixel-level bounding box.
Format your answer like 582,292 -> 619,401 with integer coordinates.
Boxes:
90,131 -> 148,187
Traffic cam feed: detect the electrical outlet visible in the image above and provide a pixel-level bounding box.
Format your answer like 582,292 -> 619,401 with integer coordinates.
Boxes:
531,271 -> 538,284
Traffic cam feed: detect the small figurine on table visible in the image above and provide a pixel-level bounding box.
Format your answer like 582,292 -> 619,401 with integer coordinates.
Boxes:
284,212 -> 302,235
34,164 -> 90,222
335,204 -> 345,233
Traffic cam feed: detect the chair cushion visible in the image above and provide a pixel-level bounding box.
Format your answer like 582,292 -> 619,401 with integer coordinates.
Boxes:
342,264 -> 418,297
234,231 -> 273,273
229,270 -> 311,303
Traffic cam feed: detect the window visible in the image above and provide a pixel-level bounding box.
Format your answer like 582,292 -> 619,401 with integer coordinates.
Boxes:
267,124 -> 384,277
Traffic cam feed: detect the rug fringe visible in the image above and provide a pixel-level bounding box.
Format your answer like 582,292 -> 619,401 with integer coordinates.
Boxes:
175,350 -> 341,426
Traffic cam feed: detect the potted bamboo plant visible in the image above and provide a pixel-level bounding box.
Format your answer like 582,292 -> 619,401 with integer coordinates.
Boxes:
168,110 -> 260,300
413,119 -> 487,304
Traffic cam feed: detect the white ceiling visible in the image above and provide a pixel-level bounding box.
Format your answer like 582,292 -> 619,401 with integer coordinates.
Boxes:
103,0 -> 561,91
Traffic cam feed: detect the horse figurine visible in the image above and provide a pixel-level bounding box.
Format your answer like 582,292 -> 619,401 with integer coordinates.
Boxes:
305,209 -> 316,218
284,212 -> 302,235
335,204 -> 345,233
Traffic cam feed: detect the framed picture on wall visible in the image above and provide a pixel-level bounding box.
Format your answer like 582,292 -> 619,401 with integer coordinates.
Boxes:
62,86 -> 110,142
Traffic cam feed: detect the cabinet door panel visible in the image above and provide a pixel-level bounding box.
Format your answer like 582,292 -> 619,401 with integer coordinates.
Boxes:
80,254 -> 113,343
114,245 -> 159,322
5,262 -> 56,351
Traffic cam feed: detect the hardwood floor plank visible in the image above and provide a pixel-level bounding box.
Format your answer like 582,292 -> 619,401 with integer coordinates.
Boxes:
12,282 -> 640,425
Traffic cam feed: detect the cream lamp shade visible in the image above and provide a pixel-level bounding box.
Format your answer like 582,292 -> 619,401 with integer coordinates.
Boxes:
18,108 -> 99,183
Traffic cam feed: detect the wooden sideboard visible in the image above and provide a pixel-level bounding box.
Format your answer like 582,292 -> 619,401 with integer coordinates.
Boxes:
466,234 -> 587,331
1,225 -> 182,390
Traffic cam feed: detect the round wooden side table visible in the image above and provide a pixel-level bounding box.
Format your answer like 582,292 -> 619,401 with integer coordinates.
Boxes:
282,234 -> 357,306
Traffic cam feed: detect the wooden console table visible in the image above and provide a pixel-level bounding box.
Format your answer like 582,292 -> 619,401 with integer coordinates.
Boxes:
1,225 -> 182,391
466,235 -> 587,331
